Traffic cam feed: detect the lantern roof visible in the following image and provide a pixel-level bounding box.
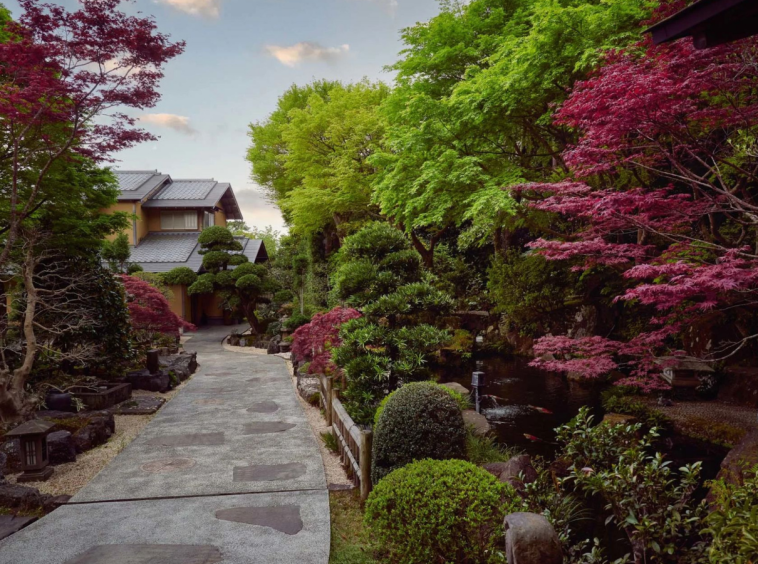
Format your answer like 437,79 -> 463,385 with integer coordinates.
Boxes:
6,419 -> 55,437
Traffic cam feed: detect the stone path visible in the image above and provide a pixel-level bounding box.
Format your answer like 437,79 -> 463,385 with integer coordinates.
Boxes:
0,326 -> 330,564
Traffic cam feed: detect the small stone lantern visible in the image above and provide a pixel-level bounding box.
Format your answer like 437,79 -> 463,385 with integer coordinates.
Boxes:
7,420 -> 55,482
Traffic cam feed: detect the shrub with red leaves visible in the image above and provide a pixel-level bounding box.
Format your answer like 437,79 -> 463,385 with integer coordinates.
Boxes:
292,307 -> 362,375
520,21 -> 758,389
119,275 -> 196,339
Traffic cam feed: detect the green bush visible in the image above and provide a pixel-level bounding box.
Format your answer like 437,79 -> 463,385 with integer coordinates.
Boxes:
284,313 -> 311,331
365,459 -> 523,564
601,388 -> 670,429
705,465 -> 758,563
371,382 -> 466,484
274,289 -> 294,303
126,263 -> 144,274
162,266 -> 198,286
373,382 -> 469,426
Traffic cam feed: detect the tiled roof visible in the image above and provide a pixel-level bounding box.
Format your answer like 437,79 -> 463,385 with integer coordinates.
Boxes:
131,234 -> 267,274
130,232 -> 200,264
116,171 -> 156,191
152,180 -> 218,200
114,170 -> 170,202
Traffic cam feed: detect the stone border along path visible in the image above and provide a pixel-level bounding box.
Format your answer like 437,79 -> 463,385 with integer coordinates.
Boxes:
0,325 -> 330,564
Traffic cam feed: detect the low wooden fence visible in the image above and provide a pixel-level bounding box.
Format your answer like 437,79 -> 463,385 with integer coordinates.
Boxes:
318,375 -> 373,501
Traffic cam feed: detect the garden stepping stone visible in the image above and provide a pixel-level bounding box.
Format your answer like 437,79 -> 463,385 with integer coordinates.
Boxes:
0,515 -> 37,541
141,458 -> 197,474
241,422 -> 296,434
233,462 -> 307,482
215,505 -> 303,535
247,401 -> 279,413
63,544 -> 223,564
145,432 -> 225,447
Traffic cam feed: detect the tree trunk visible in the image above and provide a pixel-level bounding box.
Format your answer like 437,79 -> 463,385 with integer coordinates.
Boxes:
0,246 -> 39,425
410,232 -> 435,270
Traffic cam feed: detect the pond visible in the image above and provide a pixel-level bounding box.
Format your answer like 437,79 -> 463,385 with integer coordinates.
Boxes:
437,355 -> 604,458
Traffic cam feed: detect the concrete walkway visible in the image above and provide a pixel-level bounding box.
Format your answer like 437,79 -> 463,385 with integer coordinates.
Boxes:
0,326 -> 330,564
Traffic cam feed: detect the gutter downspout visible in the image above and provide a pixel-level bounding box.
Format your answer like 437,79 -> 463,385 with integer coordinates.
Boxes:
132,203 -> 138,246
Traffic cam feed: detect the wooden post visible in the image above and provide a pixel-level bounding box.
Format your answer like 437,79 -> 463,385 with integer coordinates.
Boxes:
359,430 -> 373,501
324,377 -> 333,427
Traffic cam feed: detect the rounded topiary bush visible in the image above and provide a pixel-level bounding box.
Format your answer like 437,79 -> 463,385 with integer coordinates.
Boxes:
371,382 -> 466,484
365,459 -> 523,564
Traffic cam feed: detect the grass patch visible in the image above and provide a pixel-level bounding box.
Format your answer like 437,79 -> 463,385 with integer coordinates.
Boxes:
321,431 -> 339,453
465,431 -> 521,464
329,490 -> 378,564
679,417 -> 746,448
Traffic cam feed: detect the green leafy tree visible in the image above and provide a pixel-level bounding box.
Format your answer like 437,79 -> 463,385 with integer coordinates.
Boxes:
248,80 -> 387,249
102,233 -> 131,273
187,226 -> 278,333
331,223 -> 453,423
372,0 -> 652,266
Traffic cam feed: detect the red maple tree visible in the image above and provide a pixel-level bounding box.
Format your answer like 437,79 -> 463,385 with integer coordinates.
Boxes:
0,0 -> 185,268
120,275 -> 196,339
519,25 -> 758,388
292,307 -> 362,375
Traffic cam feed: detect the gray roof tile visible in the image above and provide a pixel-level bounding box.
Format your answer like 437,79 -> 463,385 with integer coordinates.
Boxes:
131,232 -> 200,264
116,171 -> 156,191
152,180 -> 218,200
131,233 -> 267,274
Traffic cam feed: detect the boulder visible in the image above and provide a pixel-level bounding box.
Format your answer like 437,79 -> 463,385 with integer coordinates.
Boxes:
127,368 -> 171,393
441,382 -> 470,396
267,334 -> 282,355
71,411 -> 115,453
159,352 -> 198,383
297,375 -> 320,403
602,413 -> 638,426
279,342 -> 292,353
483,455 -> 538,492
0,481 -> 69,514
713,428 -> 758,489
47,431 -> 76,465
503,512 -> 562,564
0,451 -> 7,476
462,410 -> 491,436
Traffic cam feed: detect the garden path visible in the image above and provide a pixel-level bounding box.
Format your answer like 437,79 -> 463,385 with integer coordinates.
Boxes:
0,325 -> 330,564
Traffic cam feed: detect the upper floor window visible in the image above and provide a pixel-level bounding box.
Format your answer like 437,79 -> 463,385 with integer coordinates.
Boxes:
203,211 -> 215,228
161,211 -> 198,230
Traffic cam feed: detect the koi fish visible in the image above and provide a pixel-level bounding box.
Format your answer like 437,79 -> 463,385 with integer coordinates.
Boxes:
528,405 -> 553,414
523,434 -> 544,443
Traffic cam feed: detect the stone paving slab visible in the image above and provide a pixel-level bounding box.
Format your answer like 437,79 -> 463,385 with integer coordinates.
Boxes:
0,326 -> 330,564
70,337 -> 326,502
0,490 -> 330,564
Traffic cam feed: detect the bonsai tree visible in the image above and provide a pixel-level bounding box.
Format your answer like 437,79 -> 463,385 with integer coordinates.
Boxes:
331,222 -> 453,424
187,226 -> 278,334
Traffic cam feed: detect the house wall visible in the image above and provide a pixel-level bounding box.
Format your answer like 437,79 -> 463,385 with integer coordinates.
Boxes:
104,202 -> 148,245
201,293 -> 225,325
214,203 -> 228,227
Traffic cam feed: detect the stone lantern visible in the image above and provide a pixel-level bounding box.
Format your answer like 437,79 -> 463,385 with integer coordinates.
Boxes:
6,420 -> 55,482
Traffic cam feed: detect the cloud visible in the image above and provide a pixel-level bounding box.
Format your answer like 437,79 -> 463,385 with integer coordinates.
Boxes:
140,113 -> 198,136
264,42 -> 350,67
157,0 -> 221,18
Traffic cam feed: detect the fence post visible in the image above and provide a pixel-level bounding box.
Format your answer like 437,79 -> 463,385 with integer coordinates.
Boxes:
359,430 -> 373,501
324,377 -> 333,427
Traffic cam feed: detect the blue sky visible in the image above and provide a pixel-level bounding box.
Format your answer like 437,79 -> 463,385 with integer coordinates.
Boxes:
5,0 -> 442,232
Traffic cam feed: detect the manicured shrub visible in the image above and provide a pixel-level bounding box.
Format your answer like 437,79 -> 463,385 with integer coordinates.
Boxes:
162,266 -> 199,286
283,313 -> 311,332
373,382 -> 469,426
371,382 -> 466,484
126,263 -> 143,274
365,459 -> 523,564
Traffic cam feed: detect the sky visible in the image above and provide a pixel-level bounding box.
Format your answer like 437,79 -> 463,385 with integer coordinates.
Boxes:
5,0 -> 442,232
